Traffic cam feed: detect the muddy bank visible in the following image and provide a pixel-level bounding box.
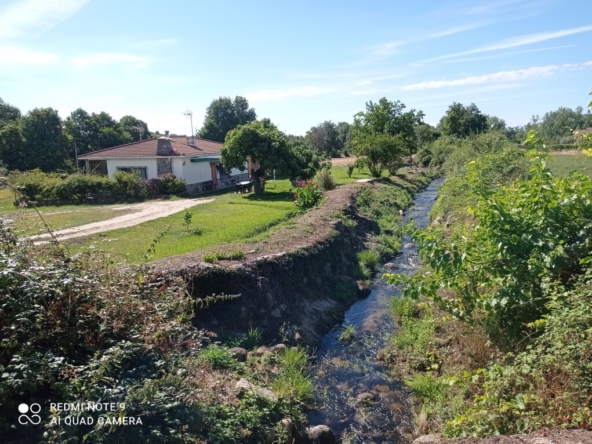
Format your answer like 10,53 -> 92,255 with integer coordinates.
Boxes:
151,170 -> 434,345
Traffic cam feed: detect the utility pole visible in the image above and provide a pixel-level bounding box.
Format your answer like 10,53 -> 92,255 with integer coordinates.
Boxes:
184,110 -> 194,136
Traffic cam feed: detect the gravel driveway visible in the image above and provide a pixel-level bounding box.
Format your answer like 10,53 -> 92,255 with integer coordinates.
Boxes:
31,198 -> 213,243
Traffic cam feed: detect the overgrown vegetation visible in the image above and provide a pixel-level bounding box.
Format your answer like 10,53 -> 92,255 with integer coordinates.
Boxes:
7,169 -> 187,204
383,129 -> 592,438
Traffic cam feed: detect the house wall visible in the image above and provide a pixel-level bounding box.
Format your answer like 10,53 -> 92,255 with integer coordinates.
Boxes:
183,161 -> 214,185
107,159 -> 158,178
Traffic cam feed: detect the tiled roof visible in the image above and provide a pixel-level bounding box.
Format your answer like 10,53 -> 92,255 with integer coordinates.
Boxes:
78,136 -> 223,159
576,127 -> 592,135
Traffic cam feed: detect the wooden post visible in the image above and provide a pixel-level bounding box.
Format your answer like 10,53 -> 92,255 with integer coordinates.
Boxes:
210,163 -> 218,187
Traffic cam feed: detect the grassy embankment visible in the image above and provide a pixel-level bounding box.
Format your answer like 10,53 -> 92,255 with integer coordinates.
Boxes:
381,141 -> 592,438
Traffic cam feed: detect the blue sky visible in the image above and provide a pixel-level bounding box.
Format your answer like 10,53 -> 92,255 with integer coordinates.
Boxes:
1,0 -> 591,136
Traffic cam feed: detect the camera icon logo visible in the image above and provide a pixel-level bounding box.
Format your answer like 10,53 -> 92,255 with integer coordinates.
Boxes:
18,403 -> 42,425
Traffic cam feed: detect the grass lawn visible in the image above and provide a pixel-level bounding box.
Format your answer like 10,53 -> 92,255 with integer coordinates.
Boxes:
326,164 -> 388,185
66,179 -> 298,263
548,153 -> 592,177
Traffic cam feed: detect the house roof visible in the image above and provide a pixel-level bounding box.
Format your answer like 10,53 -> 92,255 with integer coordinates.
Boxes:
575,127 -> 592,135
78,136 -> 223,159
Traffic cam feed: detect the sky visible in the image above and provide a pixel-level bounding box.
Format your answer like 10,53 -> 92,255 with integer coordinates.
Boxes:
0,0 -> 591,136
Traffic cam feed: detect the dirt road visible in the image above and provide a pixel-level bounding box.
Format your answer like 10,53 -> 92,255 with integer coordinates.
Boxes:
31,198 -> 213,243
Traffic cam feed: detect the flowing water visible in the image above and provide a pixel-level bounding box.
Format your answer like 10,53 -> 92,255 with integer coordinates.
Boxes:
308,178 -> 444,443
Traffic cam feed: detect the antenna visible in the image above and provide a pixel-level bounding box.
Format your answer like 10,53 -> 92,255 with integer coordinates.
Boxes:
133,125 -> 144,141
184,110 -> 194,136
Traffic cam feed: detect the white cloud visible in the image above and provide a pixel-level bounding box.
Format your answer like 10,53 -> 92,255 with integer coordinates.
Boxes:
427,22 -> 487,39
441,45 -> 574,63
402,62 -> 592,91
423,26 -> 592,63
0,0 -> 90,40
369,42 -> 401,57
0,46 -> 58,65
73,53 -> 152,69
246,86 -> 324,101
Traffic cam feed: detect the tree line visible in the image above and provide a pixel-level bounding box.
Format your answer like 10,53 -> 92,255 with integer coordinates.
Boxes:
2,94 -> 591,175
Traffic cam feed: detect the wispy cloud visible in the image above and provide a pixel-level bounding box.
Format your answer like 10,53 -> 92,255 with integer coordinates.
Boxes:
442,45 -> 574,63
427,22 -> 487,39
402,62 -> 592,91
422,26 -> 592,63
369,42 -> 402,57
0,0 -> 90,40
73,53 -> 152,69
0,46 -> 58,65
460,0 -> 530,16
246,86 -> 325,101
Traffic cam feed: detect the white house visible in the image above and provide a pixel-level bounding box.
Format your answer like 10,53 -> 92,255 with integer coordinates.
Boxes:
78,136 -> 249,193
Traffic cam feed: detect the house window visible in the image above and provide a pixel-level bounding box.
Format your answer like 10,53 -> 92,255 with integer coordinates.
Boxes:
116,167 -> 148,180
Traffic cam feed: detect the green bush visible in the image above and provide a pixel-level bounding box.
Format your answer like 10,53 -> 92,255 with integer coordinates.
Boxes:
200,344 -> 235,369
357,250 -> 379,271
53,173 -> 111,201
293,180 -> 323,212
317,168 -> 336,191
112,170 -> 148,199
202,249 -> 246,263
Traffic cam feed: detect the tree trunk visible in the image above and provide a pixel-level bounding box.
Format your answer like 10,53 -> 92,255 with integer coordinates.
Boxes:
252,167 -> 266,195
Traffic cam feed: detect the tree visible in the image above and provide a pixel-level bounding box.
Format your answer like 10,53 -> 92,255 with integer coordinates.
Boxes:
486,115 -> 507,132
64,108 -> 95,155
119,115 -> 150,142
0,98 -> 21,130
439,102 -> 488,138
197,96 -> 257,142
221,119 -> 319,195
0,121 -> 26,170
537,106 -> 592,144
336,122 -> 353,156
305,121 -> 341,157
351,98 -> 421,176
21,108 -> 70,171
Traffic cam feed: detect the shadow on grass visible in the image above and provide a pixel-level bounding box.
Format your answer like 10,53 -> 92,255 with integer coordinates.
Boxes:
244,191 -> 295,202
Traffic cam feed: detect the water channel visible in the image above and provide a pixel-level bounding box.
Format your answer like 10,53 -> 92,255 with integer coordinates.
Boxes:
308,177 -> 444,443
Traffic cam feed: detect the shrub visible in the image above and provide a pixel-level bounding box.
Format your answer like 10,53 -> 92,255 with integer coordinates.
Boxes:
317,168 -> 336,191
357,250 -> 379,271
199,344 -> 235,369
347,164 -> 355,177
147,173 -> 187,197
202,249 -> 246,263
293,180 -> 323,212
53,173 -> 111,201
112,171 -> 148,199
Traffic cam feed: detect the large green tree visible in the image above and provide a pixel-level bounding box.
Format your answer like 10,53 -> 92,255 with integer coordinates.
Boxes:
0,121 -> 26,170
119,115 -> 151,142
64,109 -> 133,155
221,119 -> 320,194
0,98 -> 21,130
439,102 -> 488,138
21,108 -> 70,171
351,98 -> 423,176
305,121 -> 341,157
197,96 -> 257,142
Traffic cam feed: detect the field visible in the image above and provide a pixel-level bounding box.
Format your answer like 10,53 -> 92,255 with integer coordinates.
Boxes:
548,152 -> 592,177
64,179 -> 298,262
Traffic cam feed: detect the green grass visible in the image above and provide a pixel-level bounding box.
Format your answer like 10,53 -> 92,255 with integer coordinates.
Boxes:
548,153 -> 592,177
67,179 -> 298,263
326,164 -> 388,185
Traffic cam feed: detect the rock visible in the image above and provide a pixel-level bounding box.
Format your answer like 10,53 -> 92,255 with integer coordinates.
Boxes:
356,280 -> 371,298
307,425 -> 335,444
235,378 -> 278,403
271,343 -> 287,354
255,346 -> 272,356
228,347 -> 248,362
404,243 -> 416,249
356,392 -> 375,402
279,418 -> 295,444
399,209 -> 405,216
383,263 -> 398,269
270,308 -> 282,318
412,434 -> 440,443
231,264 -> 247,274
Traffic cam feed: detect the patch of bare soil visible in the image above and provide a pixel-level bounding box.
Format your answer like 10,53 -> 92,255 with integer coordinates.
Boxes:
31,198 -> 213,242
331,156 -> 358,166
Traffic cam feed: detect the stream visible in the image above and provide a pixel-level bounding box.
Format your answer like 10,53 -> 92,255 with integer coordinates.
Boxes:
308,178 -> 444,443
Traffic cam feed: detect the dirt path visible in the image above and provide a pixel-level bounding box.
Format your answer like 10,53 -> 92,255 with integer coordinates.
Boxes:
31,198 -> 213,242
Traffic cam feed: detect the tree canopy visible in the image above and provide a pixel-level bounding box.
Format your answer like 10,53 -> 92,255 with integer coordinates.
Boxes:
438,102 -> 488,138
351,98 -> 423,176
197,96 -> 257,142
221,119 -> 321,194
0,98 -> 21,130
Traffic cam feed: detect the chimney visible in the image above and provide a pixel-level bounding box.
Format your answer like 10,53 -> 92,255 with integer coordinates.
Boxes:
187,136 -> 196,146
157,136 -> 173,155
